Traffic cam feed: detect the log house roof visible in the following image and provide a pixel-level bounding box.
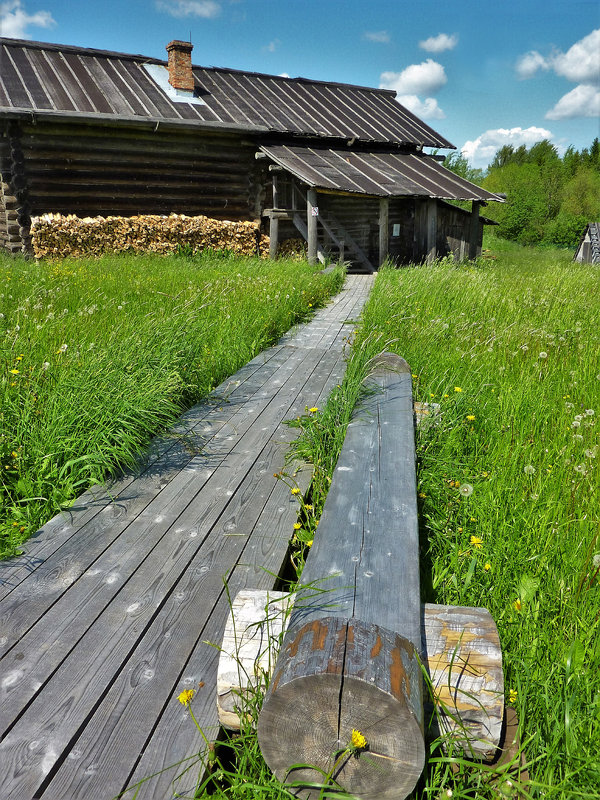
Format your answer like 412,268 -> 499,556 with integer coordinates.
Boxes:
259,144 -> 501,202
0,37 -> 453,148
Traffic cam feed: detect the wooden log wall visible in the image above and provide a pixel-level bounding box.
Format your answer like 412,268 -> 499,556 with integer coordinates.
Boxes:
388,199 -> 416,263
436,202 -> 484,261
0,123 -> 32,254
1,120 -> 262,252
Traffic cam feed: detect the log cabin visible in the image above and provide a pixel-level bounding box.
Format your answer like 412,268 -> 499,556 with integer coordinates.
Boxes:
0,37 -> 502,267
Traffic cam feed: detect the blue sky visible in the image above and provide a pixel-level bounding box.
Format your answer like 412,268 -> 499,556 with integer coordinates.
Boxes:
1,0 -> 599,168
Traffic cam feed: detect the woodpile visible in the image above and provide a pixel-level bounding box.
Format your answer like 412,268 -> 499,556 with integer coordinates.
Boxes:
30,213 -> 270,259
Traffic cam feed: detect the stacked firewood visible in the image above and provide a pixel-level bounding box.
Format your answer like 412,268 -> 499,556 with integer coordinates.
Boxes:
30,213 -> 270,259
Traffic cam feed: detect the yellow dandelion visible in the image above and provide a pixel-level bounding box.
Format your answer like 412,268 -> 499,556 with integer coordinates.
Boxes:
178,689 -> 195,706
291,487 -> 300,495
484,562 -> 492,571
306,539 -> 313,547
351,729 -> 367,750
513,598 -> 522,612
304,504 -> 313,510
470,536 -> 483,549
454,387 -> 462,393
293,522 -> 302,530
419,492 -> 427,498
309,407 -> 318,413
466,414 -> 475,421
9,369 -> 19,375
508,688 -> 518,704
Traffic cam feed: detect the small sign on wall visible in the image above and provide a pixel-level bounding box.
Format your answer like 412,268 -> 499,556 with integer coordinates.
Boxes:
392,223 -> 401,237
311,206 -> 319,217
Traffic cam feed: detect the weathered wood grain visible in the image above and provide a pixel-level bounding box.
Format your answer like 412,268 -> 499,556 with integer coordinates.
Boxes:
258,353 -> 425,799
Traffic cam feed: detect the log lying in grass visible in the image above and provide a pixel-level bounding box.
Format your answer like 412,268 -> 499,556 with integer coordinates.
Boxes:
248,353 -> 503,799
220,592 -> 503,752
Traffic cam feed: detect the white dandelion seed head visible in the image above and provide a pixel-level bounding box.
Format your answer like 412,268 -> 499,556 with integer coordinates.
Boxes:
521,345 -> 529,352
459,483 -> 474,497
565,402 -> 574,410
524,465 -> 536,475
592,554 -> 600,570
42,362 -> 50,370
575,464 -> 587,474
574,434 -> 584,441
539,351 -> 548,359
572,420 -> 581,428
585,409 -> 595,416
58,344 -> 67,353
574,415 -> 583,422
585,449 -> 596,458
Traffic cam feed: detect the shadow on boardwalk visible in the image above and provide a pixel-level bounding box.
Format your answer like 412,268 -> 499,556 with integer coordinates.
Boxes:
0,275 -> 373,800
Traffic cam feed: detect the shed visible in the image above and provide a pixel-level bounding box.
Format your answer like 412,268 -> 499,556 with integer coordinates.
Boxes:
0,37 -> 502,266
573,223 -> 600,265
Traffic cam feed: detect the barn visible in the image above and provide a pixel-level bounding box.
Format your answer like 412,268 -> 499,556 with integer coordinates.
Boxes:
0,37 -> 502,267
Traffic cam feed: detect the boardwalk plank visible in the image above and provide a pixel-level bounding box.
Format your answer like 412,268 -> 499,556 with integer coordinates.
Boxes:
0,346 -> 288,603
0,275 -> 374,800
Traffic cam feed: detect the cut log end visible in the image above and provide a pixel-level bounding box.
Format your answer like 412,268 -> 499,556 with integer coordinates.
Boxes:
258,618 -> 425,800
258,673 -> 424,800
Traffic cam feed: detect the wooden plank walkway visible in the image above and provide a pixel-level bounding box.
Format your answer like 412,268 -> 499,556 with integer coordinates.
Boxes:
0,274 -> 374,800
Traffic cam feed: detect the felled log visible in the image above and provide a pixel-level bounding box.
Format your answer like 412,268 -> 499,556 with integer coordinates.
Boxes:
254,354 -> 503,799
221,592 -> 502,762
258,354 -> 424,799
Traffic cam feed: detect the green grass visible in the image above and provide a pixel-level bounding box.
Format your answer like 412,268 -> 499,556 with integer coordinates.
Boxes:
343,234 -> 600,797
204,234 -> 599,799
0,249 -> 344,558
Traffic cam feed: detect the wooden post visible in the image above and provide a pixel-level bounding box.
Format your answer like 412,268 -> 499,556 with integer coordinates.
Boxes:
469,201 -> 482,260
307,187 -> 318,266
258,354 -> 425,799
379,197 -> 389,267
426,199 -> 437,263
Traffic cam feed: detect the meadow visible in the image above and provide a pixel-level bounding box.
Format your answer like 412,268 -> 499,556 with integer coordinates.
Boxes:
185,236 -> 599,799
0,250 -> 343,558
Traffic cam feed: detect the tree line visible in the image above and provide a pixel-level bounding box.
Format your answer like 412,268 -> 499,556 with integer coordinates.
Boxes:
443,138 -> 600,247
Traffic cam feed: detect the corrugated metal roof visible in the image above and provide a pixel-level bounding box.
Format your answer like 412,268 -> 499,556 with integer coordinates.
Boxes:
0,37 -> 454,148
259,144 -> 503,202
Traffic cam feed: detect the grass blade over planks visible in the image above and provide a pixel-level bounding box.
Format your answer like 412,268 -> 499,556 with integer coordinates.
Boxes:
0,250 -> 344,557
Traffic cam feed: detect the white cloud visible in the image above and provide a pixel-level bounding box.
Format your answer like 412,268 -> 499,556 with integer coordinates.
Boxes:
461,126 -> 554,168
379,59 -> 447,95
397,94 -> 445,119
515,29 -> 600,120
263,39 -> 280,53
419,33 -> 458,53
552,29 -> 600,83
546,83 -> 600,120
516,29 -> 600,83
515,50 -> 550,80
364,30 -> 390,44
155,0 -> 221,18
0,0 -> 55,39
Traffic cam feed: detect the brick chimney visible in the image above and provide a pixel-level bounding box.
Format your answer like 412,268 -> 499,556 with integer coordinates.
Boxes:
166,40 -> 194,92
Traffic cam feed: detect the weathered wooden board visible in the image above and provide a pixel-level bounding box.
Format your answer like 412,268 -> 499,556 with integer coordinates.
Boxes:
0,276 -> 375,800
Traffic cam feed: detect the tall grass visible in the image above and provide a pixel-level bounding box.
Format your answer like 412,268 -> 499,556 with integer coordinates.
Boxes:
0,250 -> 343,558
344,236 -> 600,797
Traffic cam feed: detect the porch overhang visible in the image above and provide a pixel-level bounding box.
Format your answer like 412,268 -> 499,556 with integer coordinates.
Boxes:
258,144 -> 503,203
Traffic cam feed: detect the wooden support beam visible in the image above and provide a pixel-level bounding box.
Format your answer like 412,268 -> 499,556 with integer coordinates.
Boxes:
306,187 -> 318,266
269,173 -> 279,259
469,200 -> 482,260
379,197 -> 389,266
426,198 -> 437,263
220,591 -> 503,761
